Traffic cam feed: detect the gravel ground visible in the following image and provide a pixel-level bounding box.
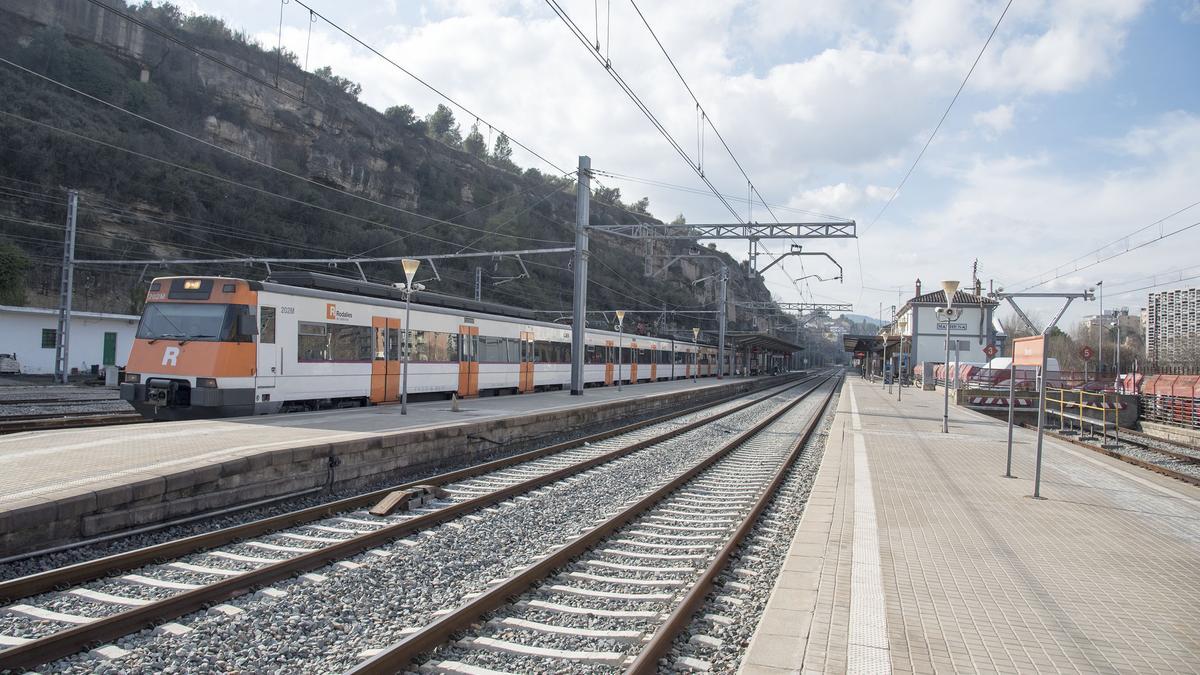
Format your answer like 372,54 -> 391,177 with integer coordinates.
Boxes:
0,399 -> 134,418
31,380 -> 817,672
1052,429 -> 1200,481
415,378 -> 837,674
2,383 -> 790,582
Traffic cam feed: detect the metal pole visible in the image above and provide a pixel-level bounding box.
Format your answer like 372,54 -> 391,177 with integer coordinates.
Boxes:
1097,281 -> 1103,378
570,155 -> 591,396
617,321 -> 623,392
897,334 -> 903,401
953,339 -> 961,390
717,266 -> 727,379
943,312 -> 951,433
882,338 -> 888,390
400,292 -> 412,415
55,190 -> 78,384
1033,335 -> 1049,498
1005,360 -> 1015,477
474,266 -> 481,302
1115,310 -> 1121,391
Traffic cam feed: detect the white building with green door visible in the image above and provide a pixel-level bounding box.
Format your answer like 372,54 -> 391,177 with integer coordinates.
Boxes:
0,305 -> 139,376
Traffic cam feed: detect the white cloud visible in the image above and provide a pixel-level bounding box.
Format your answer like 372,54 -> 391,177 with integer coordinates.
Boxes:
228,0 -> 1165,320
886,112 -> 1200,318
973,103 -> 1015,135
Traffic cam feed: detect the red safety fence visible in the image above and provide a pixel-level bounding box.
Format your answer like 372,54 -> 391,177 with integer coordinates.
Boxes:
919,365 -> 1127,393
1139,374 -> 1200,429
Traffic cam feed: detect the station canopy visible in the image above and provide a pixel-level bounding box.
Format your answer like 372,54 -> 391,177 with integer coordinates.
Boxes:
843,334 -> 902,354
728,332 -> 804,353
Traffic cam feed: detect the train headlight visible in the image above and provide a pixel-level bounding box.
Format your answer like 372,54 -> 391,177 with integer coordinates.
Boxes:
196,377 -> 218,388
125,373 -> 140,384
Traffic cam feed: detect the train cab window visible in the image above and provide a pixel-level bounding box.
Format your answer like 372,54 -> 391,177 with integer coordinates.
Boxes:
259,307 -> 275,344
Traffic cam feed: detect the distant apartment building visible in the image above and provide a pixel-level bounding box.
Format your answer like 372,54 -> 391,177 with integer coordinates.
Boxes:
1146,288 -> 1200,372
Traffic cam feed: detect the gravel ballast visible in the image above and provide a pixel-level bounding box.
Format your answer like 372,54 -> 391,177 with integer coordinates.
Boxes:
30,380 -> 820,673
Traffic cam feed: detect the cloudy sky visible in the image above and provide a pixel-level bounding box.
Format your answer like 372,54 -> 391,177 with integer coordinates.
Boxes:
181,0 -> 1199,326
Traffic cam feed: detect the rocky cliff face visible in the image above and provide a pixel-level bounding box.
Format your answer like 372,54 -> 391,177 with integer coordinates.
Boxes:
0,0 -> 774,332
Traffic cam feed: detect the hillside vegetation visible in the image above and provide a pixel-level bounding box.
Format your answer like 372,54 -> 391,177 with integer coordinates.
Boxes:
0,0 -> 779,338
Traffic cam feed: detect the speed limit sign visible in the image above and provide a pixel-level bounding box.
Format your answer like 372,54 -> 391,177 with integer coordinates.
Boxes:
1080,345 -> 1095,360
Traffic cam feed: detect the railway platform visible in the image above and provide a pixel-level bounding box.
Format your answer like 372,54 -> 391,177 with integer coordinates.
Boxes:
0,374 -> 792,557
741,375 -> 1200,674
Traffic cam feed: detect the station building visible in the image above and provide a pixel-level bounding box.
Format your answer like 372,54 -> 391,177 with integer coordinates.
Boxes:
844,280 -> 1004,379
0,305 -> 140,375
895,279 -> 1002,369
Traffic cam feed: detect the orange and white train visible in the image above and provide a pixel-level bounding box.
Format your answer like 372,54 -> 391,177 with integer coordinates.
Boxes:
121,273 -> 719,419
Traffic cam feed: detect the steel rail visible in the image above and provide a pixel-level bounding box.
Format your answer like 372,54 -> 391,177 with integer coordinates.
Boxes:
347,373 -> 836,674
1024,423 -> 1200,488
0,375 -> 812,670
0,412 -> 145,434
0,375 -> 797,602
628,378 -> 838,672
1118,428 -> 1200,464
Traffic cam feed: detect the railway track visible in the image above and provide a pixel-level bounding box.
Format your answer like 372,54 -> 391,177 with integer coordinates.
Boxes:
0,372 -> 829,671
350,375 -> 838,674
1048,425 -> 1200,487
0,411 -> 145,434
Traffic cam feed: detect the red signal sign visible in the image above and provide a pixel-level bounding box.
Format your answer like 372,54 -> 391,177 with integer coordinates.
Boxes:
1080,345 -> 1094,360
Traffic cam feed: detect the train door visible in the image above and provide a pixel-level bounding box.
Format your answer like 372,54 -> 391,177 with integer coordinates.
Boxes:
519,331 -> 534,393
649,345 -> 657,381
258,306 -> 277,390
371,316 -> 402,403
385,318 -> 400,401
370,316 -> 386,403
458,325 -> 479,398
629,342 -> 638,383
604,340 -> 614,386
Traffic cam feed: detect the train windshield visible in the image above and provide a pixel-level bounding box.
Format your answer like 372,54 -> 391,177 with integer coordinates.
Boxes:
137,303 -> 241,342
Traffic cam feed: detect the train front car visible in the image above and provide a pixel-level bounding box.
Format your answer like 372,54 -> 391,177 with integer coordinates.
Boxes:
121,277 -> 259,419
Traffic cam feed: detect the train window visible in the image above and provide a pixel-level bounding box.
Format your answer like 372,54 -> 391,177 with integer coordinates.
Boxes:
638,349 -> 651,364
329,325 -> 374,362
390,328 -> 401,360
479,336 -> 509,363
259,307 -> 275,344
659,350 -> 671,364
297,322 -> 328,362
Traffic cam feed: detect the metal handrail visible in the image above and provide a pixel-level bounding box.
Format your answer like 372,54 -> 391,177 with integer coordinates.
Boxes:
1044,387 -> 1120,446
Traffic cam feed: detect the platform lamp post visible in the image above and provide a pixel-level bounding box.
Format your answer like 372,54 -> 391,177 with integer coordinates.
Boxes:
692,327 -> 700,383
616,310 -> 625,392
940,280 -> 960,433
396,258 -> 424,415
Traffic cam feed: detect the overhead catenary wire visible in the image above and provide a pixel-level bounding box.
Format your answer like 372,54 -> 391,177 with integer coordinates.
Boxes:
83,0 -> 570,179
0,109 -> 575,259
543,0 -> 743,223
626,0 -> 786,228
590,169 -> 849,221
0,56 -> 569,249
288,0 -> 570,176
1011,199 -> 1200,291
862,0 -> 1014,236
